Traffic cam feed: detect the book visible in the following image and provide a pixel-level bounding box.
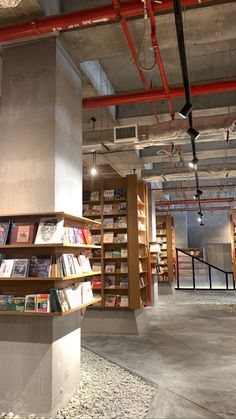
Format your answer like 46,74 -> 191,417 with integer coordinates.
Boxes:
103,232 -> 114,243
120,296 -> 129,307
58,289 -> 70,312
82,229 -> 93,245
81,281 -> 94,304
103,218 -> 114,229
36,294 -> 50,313
35,217 -> 64,244
105,250 -> 113,258
7,296 -> 25,312
112,249 -> 121,258
92,276 -> 102,289
0,221 -> 10,245
73,255 -> 83,275
92,235 -> 101,244
116,233 -> 127,243
118,202 -> 127,213
50,289 -> 62,312
25,295 -> 37,312
115,217 -> 127,228
105,295 -> 116,307
92,262 -> 101,272
10,222 -> 35,244
103,204 -> 112,214
120,277 -> 128,288
0,259 -> 15,277
91,191 -> 100,201
0,254 -> 6,266
105,275 -> 115,288
114,188 -> 125,199
28,257 -> 52,278
83,204 -> 90,216
104,189 -> 114,200
121,248 -> 128,258
93,248 -> 101,258
120,262 -> 128,273
64,285 -> 82,309
105,262 -> 116,273
11,259 -> 29,277
78,254 -> 92,273
92,205 -> 101,215
0,295 -> 11,311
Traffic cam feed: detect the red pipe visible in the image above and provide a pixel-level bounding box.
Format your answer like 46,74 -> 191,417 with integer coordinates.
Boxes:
157,198 -> 234,206
83,80 -> 236,108
146,0 -> 175,118
152,184 -> 236,192
157,206 -> 231,212
0,0 -> 212,44
120,16 -> 159,123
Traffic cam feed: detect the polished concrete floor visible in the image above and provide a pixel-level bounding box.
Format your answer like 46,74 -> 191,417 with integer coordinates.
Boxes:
83,292 -> 236,419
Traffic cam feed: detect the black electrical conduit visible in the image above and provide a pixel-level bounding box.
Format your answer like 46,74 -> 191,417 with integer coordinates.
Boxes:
173,0 -> 202,216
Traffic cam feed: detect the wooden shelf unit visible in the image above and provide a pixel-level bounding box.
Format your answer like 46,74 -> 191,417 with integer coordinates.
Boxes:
156,215 -> 175,282
83,174 -> 150,309
0,211 -> 102,315
230,213 -> 236,280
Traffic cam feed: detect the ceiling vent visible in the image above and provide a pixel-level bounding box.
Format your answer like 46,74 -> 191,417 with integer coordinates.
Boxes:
113,125 -> 138,143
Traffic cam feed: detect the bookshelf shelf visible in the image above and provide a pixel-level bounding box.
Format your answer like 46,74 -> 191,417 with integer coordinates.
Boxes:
0,212 -> 101,315
156,215 -> 175,282
83,174 -> 150,309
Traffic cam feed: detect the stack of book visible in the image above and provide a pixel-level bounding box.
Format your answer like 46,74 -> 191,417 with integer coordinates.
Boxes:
57,253 -> 93,276
105,295 -> 129,307
0,257 -> 52,278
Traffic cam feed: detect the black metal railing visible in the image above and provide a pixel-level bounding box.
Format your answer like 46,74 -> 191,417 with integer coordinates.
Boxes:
176,248 -> 235,290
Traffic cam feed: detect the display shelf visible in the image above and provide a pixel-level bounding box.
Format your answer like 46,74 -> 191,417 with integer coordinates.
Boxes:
156,215 -> 175,282
83,174 -> 150,309
0,211 -> 101,315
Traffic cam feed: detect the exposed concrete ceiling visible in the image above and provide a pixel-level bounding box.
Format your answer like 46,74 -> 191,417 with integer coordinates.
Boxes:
0,0 -> 236,203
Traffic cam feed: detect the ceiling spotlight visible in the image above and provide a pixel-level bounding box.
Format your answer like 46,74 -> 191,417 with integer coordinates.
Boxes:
188,157 -> 199,168
200,221 -> 204,226
187,127 -> 200,140
178,102 -> 193,118
197,216 -> 202,222
197,210 -> 203,217
193,189 -> 203,200
90,152 -> 97,176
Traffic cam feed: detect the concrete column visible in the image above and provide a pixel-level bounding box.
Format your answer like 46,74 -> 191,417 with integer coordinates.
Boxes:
0,37 -> 82,216
0,38 -> 83,415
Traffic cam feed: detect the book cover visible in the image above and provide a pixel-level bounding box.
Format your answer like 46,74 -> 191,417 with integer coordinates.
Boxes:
25,295 -> 37,312
105,275 -> 115,288
28,257 -> 52,278
11,259 -> 29,277
93,248 -> 102,258
36,294 -> 50,313
64,285 -> 82,309
118,202 -> 127,213
103,232 -> 114,243
120,296 -> 129,307
121,248 -> 128,258
10,222 -> 35,245
0,259 -> 15,277
92,235 -> 101,244
92,262 -> 101,272
0,295 -> 13,311
35,217 -> 64,244
7,296 -> 25,312
103,218 -> 114,229
78,255 -> 92,273
92,205 -> 101,215
82,229 -> 93,245
120,277 -> 128,288
114,188 -> 125,199
67,254 -> 76,275
91,191 -> 100,201
103,204 -> 113,214
74,228 -> 85,244
120,262 -> 128,273
0,221 -> 10,245
83,204 -> 90,216
116,233 -> 127,243
112,249 -> 121,258
105,295 -> 116,307
81,281 -> 94,304
73,256 -> 83,275
105,262 -> 116,273
105,250 -> 113,258
62,254 -> 75,276
104,189 -> 114,200
92,276 -> 102,289
116,216 -> 127,228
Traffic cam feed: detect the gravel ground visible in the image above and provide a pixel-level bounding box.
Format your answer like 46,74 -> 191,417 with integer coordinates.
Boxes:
1,349 -> 156,419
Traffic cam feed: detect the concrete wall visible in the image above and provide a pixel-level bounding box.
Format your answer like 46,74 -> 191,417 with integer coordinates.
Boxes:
173,212 -> 188,248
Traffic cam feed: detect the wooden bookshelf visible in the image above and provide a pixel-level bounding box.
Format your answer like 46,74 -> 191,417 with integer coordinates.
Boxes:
83,174 -> 150,309
230,213 -> 236,280
0,212 -> 102,315
156,215 -> 175,282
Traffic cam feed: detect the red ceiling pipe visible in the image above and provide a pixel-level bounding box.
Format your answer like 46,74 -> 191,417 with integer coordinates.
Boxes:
152,184 -> 236,191
83,80 -> 236,108
120,16 -> 159,123
145,0 -> 175,118
157,206 -> 231,212
157,198 -> 234,205
0,0 -> 213,44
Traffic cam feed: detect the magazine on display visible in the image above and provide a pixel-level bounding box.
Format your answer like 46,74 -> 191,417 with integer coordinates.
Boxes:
35,217 -> 64,244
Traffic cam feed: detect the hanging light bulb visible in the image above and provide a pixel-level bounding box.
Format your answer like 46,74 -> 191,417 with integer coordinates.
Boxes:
90,152 -> 97,176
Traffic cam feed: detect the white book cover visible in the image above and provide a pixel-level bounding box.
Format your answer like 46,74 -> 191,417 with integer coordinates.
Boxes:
0,259 -> 15,277
78,255 -> 92,273
12,259 -> 29,277
81,281 -> 94,304
35,217 -> 64,244
104,189 -> 114,200
64,286 -> 82,309
73,256 -> 83,275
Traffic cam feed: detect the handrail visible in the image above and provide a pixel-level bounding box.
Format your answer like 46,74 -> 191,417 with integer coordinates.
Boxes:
176,248 -> 233,275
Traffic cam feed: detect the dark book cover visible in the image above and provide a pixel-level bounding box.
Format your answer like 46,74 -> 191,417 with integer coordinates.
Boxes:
28,257 -> 52,277
0,221 -> 11,245
83,190 -> 91,201
114,188 -> 126,199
